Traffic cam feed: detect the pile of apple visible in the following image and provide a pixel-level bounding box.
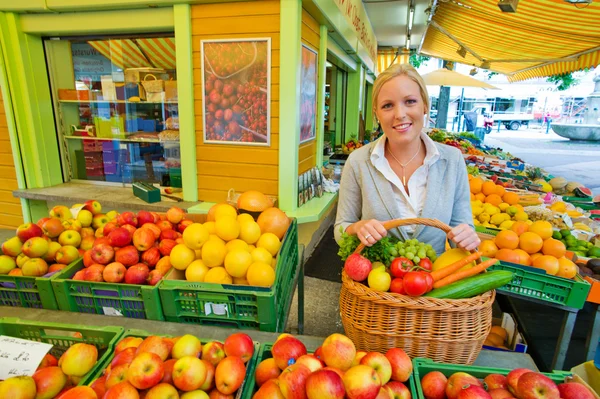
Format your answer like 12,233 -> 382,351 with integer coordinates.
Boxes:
253,333 -> 412,399
419,367 -> 596,399
0,200 -> 110,277
0,341 -> 100,398
75,206 -> 194,285
83,331 -> 253,399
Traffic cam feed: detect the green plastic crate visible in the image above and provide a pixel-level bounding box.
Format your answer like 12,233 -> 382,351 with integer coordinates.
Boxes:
159,219 -> 299,331
475,225 -> 501,236
87,328 -> 260,399
51,262 -> 164,320
241,342 -> 418,399
0,258 -> 82,310
412,357 -> 571,399
0,317 -> 123,386
488,260 -> 591,309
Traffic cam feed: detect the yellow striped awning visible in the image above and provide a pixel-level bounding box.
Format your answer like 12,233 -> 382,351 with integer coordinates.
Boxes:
419,0 -> 600,82
136,38 -> 177,70
377,49 -> 411,74
87,38 -> 176,71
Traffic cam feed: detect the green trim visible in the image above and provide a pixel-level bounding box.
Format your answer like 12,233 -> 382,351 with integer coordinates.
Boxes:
278,0 -> 302,212
20,8 -> 174,35
334,68 -> 343,146
27,199 -> 49,222
365,83 -> 373,132
0,0 -> 237,13
327,38 -> 358,72
316,25 -> 327,168
186,202 -> 213,214
345,65 -> 364,140
285,192 -> 337,223
174,4 -> 197,202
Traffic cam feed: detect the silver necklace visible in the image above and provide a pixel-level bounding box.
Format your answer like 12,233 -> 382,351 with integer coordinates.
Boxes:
387,139 -> 422,187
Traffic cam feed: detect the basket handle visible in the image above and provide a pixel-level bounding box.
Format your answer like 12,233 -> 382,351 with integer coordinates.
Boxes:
144,74 -> 157,81
353,218 -> 478,258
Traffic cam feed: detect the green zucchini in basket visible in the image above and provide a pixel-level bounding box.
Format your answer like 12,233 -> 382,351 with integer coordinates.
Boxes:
424,270 -> 513,299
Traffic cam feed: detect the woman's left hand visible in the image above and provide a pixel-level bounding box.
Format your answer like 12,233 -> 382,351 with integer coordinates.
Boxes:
447,224 -> 480,251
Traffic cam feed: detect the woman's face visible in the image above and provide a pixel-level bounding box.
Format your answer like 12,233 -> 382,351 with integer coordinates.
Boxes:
375,75 -> 427,146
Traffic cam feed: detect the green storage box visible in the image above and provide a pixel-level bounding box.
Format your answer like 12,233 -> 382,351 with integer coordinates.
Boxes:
132,181 -> 161,203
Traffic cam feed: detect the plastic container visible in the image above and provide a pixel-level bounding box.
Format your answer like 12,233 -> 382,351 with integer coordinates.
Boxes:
51,262 -> 164,320
0,259 -> 82,309
412,357 -> 571,399
0,317 -> 123,386
488,260 -> 591,309
159,219 -> 299,331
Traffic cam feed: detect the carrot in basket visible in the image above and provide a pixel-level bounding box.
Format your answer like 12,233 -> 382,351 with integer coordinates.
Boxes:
433,258 -> 499,289
430,251 -> 483,282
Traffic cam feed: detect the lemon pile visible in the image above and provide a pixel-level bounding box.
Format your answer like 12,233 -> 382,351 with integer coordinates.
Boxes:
171,204 -> 281,287
471,199 -> 530,230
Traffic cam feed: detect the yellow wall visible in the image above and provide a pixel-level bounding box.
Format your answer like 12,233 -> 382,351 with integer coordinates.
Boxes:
0,91 -> 23,229
298,8 -> 319,175
192,0 -> 280,203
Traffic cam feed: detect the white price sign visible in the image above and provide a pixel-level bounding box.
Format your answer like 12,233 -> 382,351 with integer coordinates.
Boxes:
0,335 -> 53,380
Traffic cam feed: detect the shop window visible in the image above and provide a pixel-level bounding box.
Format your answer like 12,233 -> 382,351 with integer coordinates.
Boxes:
45,35 -> 181,188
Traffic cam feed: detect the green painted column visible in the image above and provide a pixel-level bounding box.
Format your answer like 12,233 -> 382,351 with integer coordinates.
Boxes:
174,4 -> 198,202
365,83 -> 374,132
345,65 -> 365,141
334,68 -> 343,146
278,0 -> 302,212
315,25 -> 327,169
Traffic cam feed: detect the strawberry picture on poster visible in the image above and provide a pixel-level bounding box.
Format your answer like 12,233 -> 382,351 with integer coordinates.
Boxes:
300,45 -> 318,144
201,38 -> 271,146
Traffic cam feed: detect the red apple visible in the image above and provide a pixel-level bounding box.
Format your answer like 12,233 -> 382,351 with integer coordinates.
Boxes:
81,226 -> 95,238
351,351 -> 368,367
90,375 -> 107,399
516,372 -> 559,399
167,207 -> 185,224
125,263 -> 150,285
178,219 -> 193,233
38,353 -> 59,369
91,243 -> 115,265
446,373 -> 483,399
296,354 -> 324,372
142,223 -> 162,240
342,365 -> 381,399
306,369 -> 345,399
56,245 -> 80,265
103,222 -> 119,237
37,217 -> 50,228
42,218 -> 65,238
84,264 -> 105,282
146,382 -> 179,399
321,333 -> 356,372
17,222 -> 44,241
0,376 -> 37,398
79,236 -> 95,251
117,211 -> 138,228
254,379 -> 285,399
255,358 -> 282,386
161,359 -> 177,385
271,336 -> 306,370
457,385 -> 492,399
173,355 -> 207,392
344,253 -> 372,281
485,374 -> 508,391
136,336 -> 170,361
1,236 -> 23,257
557,382 -> 595,399
115,245 -> 140,267
103,381 -> 140,399
202,341 -> 226,366
159,239 -> 177,256
60,342 -> 98,377
385,381 -> 411,399
215,355 -> 245,395
83,200 -> 102,215
122,224 -> 138,237
200,359 -> 216,391
506,368 -> 533,396
22,236 -> 49,258
133,228 -> 156,251
137,211 -> 155,226
32,366 -> 68,399
128,352 -> 164,390
57,386 -> 98,399
111,347 -> 137,368
141,247 -> 161,267
323,367 -> 345,379
224,332 -> 255,363
420,371 -> 447,399
147,269 -> 164,286
385,348 -> 412,383
103,262 -> 126,283
157,220 -> 174,232
278,363 -> 312,399
21,258 -> 49,277
108,227 -> 132,247
156,256 -> 173,275
116,337 -> 143,354
72,270 -> 86,280
172,334 -> 202,359
361,352 -> 392,385
106,363 -> 130,389
488,389 -> 515,399
160,229 -> 179,241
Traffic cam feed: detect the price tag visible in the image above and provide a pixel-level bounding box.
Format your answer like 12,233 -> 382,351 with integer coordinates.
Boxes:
103,307 -> 123,316
69,204 -> 85,219
0,335 -> 53,380
204,303 -> 228,316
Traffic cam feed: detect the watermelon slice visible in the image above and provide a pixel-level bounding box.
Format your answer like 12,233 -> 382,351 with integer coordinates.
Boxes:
574,186 -> 592,198
594,194 -> 600,206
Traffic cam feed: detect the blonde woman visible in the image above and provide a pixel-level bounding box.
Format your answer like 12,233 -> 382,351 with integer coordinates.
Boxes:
334,64 -> 479,255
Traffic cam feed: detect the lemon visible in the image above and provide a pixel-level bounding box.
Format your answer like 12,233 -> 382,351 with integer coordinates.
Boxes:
204,267 -> 233,284
237,213 -> 255,224
185,260 -> 209,282
498,203 -> 510,211
506,206 -> 519,217
214,204 -> 238,221
239,220 -> 261,244
226,239 -> 249,252
478,213 -> 490,223
251,247 -> 272,265
256,233 -> 281,256
472,207 -> 484,217
233,277 -> 249,285
224,249 -> 253,278
215,218 -> 240,241
490,214 -> 505,226
246,262 -> 276,287
201,239 -> 227,268
182,223 -> 209,250
472,200 -> 483,208
473,220 -> 481,226
500,220 -> 514,230
203,221 -> 216,234
514,211 -> 528,221
170,244 -> 196,270
485,205 -> 500,216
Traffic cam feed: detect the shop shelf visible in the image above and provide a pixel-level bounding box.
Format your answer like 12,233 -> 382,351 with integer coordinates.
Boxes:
51,262 -> 164,320
0,259 -> 82,310
87,327 -> 259,399
412,357 -> 571,399
0,317 -> 123,386
159,219 -> 299,331
488,259 -> 591,309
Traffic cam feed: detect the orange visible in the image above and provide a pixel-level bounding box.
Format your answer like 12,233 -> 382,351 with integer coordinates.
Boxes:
513,249 -> 532,266
518,232 -> 544,254
207,203 -> 238,222
475,193 -> 486,202
256,233 -> 282,256
495,230 -> 519,250
533,255 -> 559,275
224,249 -> 253,278
495,249 -> 521,264
479,240 -> 498,258
246,261 -> 276,287
201,239 -> 227,268
482,181 -> 498,196
503,192 -> 520,206
470,193 -> 475,201
215,218 -> 240,241
541,238 -> 566,258
170,244 -> 196,271
556,257 -> 577,279
510,221 -> 529,236
470,177 -> 484,194
204,267 -> 233,284
495,185 -> 506,197
484,194 -> 503,207
530,253 -> 543,262
528,221 -> 553,240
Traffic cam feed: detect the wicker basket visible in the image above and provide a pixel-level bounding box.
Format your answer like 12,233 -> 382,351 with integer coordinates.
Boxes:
141,74 -> 164,93
339,218 -> 494,365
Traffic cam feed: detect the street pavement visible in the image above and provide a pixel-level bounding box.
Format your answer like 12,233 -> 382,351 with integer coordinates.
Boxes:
481,126 -> 600,195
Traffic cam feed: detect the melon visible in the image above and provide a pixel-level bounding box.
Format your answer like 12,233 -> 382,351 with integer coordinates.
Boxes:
257,208 -> 290,240
432,248 -> 476,272
237,190 -> 273,213
566,181 -> 583,193
549,177 -> 567,191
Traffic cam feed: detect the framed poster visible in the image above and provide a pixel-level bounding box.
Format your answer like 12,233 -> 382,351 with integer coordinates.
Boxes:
300,45 -> 318,144
201,38 -> 271,146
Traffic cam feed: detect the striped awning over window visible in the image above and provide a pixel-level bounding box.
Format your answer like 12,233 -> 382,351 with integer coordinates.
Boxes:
377,49 -> 411,74
419,0 -> 600,82
87,38 -> 176,71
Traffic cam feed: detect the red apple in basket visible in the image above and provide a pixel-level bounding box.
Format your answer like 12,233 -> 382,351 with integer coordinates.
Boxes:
159,239 -> 177,256
42,218 -> 65,238
457,385 -> 492,399
255,358 -> 281,387
161,229 -> 179,241
516,372 -> 559,399
60,343 -> 98,377
17,222 -> 43,242
420,371 -> 447,399
142,223 -> 162,240
488,389 -> 515,399
215,356 -> 246,395
305,369 -> 345,399
104,262 -> 126,283
136,336 -> 171,361
173,355 -> 207,392
32,366 -> 68,399
57,386 -> 98,399
385,381 -> 411,399
103,222 -> 119,237
157,220 -> 174,231
84,264 -> 105,282
137,210 -> 155,226
161,359 -> 177,385
117,211 -> 138,227
224,332 -> 254,363
147,269 -> 163,286
90,375 -> 107,399
128,352 -> 164,390
111,347 -> 136,368
385,348 -> 412,383
271,335 -> 307,370
106,363 -> 130,389
557,382 -> 596,399
167,207 -> 185,224
108,227 -> 132,247
254,379 -> 285,399
121,224 -> 138,237
125,263 -> 150,285
142,247 -> 161,267
178,219 -> 193,233
506,368 -> 533,395
91,243 -> 114,264
485,374 -> 508,391
146,382 -> 179,399
202,341 -> 226,366
321,333 -> 356,372
133,228 -> 155,251
115,337 -> 143,354
361,352 -> 392,385
446,372 -> 482,399
103,381 -> 139,399
83,200 -> 102,215
344,253 -> 372,281
296,354 -> 324,372
200,359 -> 216,391
115,245 -> 139,267
279,363 -> 311,399
342,365 -> 381,399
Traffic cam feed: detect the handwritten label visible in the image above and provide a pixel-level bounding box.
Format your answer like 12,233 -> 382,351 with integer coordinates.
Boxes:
69,204 -> 85,219
103,307 -> 123,316
204,303 -> 228,316
0,336 -> 53,380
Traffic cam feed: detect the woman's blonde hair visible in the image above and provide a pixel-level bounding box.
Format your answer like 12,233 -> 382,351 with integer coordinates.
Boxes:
372,63 -> 430,117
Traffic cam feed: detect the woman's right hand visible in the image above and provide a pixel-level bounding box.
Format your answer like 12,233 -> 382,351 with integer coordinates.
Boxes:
347,219 -> 388,246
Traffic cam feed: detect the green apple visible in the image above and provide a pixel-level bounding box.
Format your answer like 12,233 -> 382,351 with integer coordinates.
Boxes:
22,258 -> 49,277
92,214 -> 109,230
77,209 -> 93,227
106,210 -> 119,221
0,255 -> 16,274
22,237 -> 49,258
49,205 -> 73,220
58,230 -> 82,247
43,241 -> 62,263
16,253 -> 30,268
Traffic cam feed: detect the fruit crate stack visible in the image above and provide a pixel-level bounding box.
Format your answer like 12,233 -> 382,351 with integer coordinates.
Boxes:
158,219 -> 299,331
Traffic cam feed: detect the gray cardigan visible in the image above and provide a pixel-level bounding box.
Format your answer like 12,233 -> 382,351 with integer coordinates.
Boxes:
334,138 -> 473,255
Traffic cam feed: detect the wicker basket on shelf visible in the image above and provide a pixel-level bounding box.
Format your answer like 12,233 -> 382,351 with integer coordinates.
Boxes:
339,218 -> 494,365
